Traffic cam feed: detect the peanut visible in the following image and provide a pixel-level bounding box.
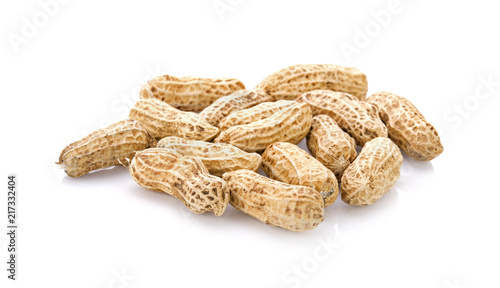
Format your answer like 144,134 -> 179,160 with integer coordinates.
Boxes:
261,142 -> 339,207
214,102 -> 312,153
199,89 -> 273,126
368,91 -> 443,161
218,100 -> 295,132
128,148 -> 229,216
57,119 -> 156,177
156,136 -> 262,177
296,90 -> 388,146
222,170 -> 324,232
140,74 -> 245,112
341,137 -> 403,206
129,98 -> 219,141
255,64 -> 368,101
306,115 -> 357,179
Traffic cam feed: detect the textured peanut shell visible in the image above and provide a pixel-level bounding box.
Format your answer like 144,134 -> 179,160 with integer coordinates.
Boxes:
222,170 -> 324,232
296,90 -> 387,146
156,136 -> 261,177
140,74 -> 245,112
199,89 -> 273,126
307,115 -> 357,180
129,148 -> 229,216
57,119 -> 156,177
341,137 -> 403,206
368,91 -> 443,161
129,98 -> 219,141
255,64 -> 368,101
218,100 -> 295,131
261,142 -> 339,207
214,102 -> 312,153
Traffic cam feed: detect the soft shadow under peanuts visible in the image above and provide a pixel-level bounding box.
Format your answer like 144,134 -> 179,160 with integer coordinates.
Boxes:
332,185 -> 400,226
125,183 -> 249,231
395,151 -> 435,192
61,165 -> 130,185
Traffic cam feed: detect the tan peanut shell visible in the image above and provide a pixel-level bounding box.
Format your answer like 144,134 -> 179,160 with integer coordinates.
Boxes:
261,142 -> 339,207
156,136 -> 262,177
296,90 -> 388,146
140,74 -> 245,112
306,115 -> 357,179
57,119 -> 156,177
199,89 -> 273,126
341,137 -> 403,206
222,170 -> 324,232
214,102 -> 312,153
129,98 -> 219,141
368,91 -> 443,161
218,100 -> 295,132
255,64 -> 368,101
129,148 -> 229,216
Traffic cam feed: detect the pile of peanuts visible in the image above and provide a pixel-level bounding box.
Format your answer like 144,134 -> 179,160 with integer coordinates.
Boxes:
57,64 -> 443,232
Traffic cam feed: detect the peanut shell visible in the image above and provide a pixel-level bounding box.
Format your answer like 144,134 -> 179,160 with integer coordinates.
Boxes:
218,100 -> 295,132
129,148 -> 229,216
368,91 -> 443,161
261,142 -> 339,207
129,98 -> 219,141
341,137 -> 403,206
214,102 -> 312,153
140,74 -> 245,112
57,119 -> 156,177
306,115 -> 357,179
199,89 -> 272,126
223,170 -> 324,232
296,90 -> 387,146
157,136 -> 261,177
255,64 -> 368,101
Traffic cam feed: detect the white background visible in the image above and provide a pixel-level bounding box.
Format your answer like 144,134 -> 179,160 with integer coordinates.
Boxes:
1,1 -> 499,288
